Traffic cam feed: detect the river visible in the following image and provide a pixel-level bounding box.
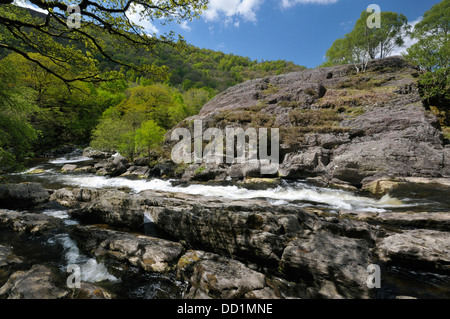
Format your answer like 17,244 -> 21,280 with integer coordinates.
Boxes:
1,152 -> 449,299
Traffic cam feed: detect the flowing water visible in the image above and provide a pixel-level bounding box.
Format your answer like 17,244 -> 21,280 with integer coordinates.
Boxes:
1,153 -> 449,299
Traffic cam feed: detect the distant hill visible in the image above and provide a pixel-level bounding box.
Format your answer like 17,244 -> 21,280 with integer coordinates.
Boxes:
1,6 -> 306,93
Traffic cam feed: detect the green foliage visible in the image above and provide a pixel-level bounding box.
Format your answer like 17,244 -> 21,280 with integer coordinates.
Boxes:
91,84 -> 187,159
0,59 -> 38,170
135,120 -> 166,157
324,11 -> 409,70
405,0 -> 449,124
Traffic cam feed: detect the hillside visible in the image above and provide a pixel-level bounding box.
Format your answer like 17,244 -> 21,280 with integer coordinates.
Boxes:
162,56 -> 450,190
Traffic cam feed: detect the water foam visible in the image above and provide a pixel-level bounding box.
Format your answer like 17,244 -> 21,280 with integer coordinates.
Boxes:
55,234 -> 118,283
54,174 -> 412,212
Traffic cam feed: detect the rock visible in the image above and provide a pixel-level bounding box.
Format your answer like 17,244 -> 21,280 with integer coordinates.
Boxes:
361,178 -> 400,196
181,163 -> 228,182
69,190 -> 144,229
94,155 -> 128,177
177,250 -> 278,299
375,229 -> 450,273
149,160 -> 176,177
163,56 -> 449,185
82,147 -> 114,159
280,230 -> 374,299
120,165 -> 150,178
74,282 -> 114,299
0,183 -> 49,209
25,168 -> 46,175
0,210 -> 65,235
338,211 -> 450,231
0,244 -> 23,267
71,225 -> 185,273
139,190 -> 321,266
0,245 -> 23,287
74,166 -> 96,174
0,265 -> 68,299
279,147 -> 328,178
61,164 -> 77,173
50,188 -> 108,208
134,157 -> 149,166
236,177 -> 281,190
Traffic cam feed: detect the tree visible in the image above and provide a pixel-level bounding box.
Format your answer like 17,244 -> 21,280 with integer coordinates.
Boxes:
405,0 -> 449,124
0,0 -> 208,86
0,58 -> 38,170
135,120 -> 165,157
324,10 -> 409,71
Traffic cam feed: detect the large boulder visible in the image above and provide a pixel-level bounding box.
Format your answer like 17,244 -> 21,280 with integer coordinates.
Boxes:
94,155 -> 129,177
69,190 -> 144,229
0,183 -> 49,209
0,265 -> 68,299
177,250 -> 278,299
71,225 -> 185,273
0,210 -> 65,235
375,229 -> 450,273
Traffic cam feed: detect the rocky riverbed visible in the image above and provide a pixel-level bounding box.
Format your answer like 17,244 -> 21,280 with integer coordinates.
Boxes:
0,150 -> 449,299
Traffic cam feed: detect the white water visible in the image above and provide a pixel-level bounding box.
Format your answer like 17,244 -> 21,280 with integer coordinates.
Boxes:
51,174 -> 420,212
49,156 -> 93,165
51,234 -> 118,283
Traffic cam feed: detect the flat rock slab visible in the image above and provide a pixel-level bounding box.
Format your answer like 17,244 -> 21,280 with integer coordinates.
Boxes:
0,210 -> 65,235
0,264 -> 68,299
376,229 -> 450,273
71,225 -> 185,273
339,211 -> 450,231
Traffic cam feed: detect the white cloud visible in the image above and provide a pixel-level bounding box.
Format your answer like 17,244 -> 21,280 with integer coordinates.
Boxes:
281,0 -> 339,8
126,4 -> 159,34
180,21 -> 192,32
203,0 -> 262,23
13,0 -> 48,14
389,17 -> 422,57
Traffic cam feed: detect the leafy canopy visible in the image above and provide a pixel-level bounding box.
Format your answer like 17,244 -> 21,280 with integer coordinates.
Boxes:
0,0 -> 208,85
324,10 -> 409,69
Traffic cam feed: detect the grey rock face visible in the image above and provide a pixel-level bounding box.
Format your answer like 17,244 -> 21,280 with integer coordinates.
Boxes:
375,229 -> 450,273
71,225 -> 185,273
0,183 -> 49,209
0,209 -> 64,235
163,57 -> 449,186
0,265 -> 68,299
177,250 -> 277,299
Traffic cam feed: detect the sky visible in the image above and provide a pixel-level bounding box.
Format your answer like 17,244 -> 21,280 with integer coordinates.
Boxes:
15,0 -> 443,68
148,0 -> 442,68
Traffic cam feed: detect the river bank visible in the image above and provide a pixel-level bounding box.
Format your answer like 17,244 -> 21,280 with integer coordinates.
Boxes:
0,151 -> 449,299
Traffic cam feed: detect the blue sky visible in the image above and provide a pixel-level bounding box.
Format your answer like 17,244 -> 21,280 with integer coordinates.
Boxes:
15,0 -> 443,68
151,0 -> 441,68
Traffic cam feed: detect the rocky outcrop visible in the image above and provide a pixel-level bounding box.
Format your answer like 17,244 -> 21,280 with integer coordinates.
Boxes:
50,188 -> 108,208
339,211 -> 450,231
161,57 -> 449,187
375,229 -> 450,273
94,155 -> 129,177
61,187 -> 381,298
68,190 -> 145,229
0,264 -> 68,299
0,245 -> 23,286
177,250 -> 279,299
0,183 -> 49,209
0,210 -> 65,235
71,225 -> 185,273
82,147 -> 114,159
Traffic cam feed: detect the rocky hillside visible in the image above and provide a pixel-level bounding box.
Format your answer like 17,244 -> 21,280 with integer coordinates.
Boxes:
164,56 -> 450,189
